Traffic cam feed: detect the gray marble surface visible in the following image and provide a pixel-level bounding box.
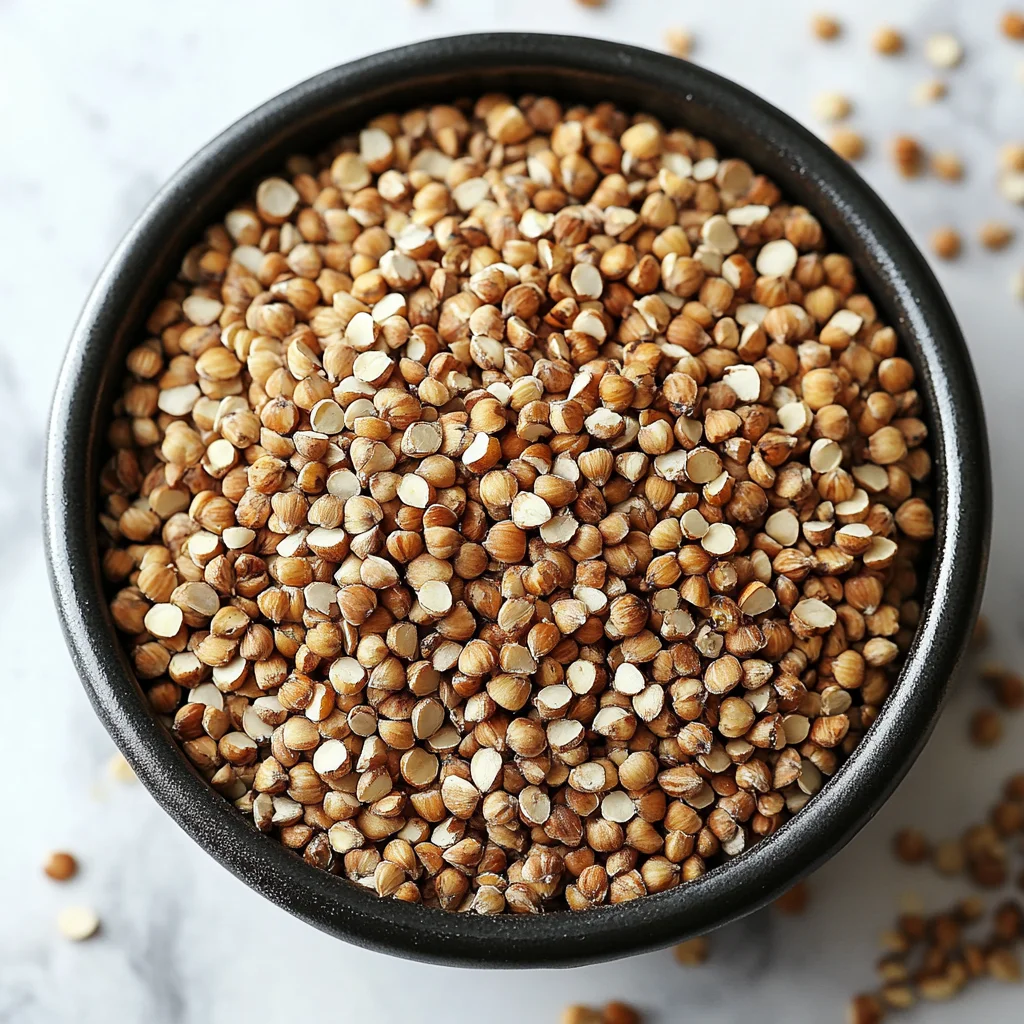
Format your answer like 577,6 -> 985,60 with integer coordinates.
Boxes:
2,0 -> 1023,1020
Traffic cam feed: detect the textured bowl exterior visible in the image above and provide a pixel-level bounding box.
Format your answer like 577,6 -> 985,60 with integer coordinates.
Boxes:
44,33 -> 989,967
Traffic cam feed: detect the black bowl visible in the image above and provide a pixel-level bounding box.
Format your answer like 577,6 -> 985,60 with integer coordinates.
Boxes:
45,33 -> 989,967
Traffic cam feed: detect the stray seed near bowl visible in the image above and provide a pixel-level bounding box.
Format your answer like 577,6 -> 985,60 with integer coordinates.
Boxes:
774,880 -> 810,915
1002,143 -> 1024,172
813,91 -> 852,122
873,26 -> 905,55
931,227 -> 962,260
979,221 -> 1014,250
970,707 -> 1002,747
562,1006 -> 640,1024
931,152 -> 963,181
1004,11 -> 1024,39
601,1004 -> 641,1024
562,1009 -> 601,1024
925,32 -> 964,69
108,753 -> 135,783
664,28 -> 693,59
1000,170 -> 1024,204
985,666 -> 1024,709
830,127 -> 866,161
995,671 -> 1024,712
912,79 -> 947,105
44,851 -> 78,882
891,135 -> 925,177
674,936 -> 710,965
933,839 -> 965,876
57,906 -> 100,942
894,828 -> 930,864
811,13 -> 841,40
972,615 -> 989,648
847,993 -> 884,1024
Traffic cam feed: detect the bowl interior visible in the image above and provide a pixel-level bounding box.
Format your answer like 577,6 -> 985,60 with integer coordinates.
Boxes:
45,33 -> 989,967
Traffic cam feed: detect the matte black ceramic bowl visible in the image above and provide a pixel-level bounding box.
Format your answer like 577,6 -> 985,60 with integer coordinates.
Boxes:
45,33 -> 990,967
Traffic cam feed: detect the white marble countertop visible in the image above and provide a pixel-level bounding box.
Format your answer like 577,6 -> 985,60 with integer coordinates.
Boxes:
2,0 -> 1023,1020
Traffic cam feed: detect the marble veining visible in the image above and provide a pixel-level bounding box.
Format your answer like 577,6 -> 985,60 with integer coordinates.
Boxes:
2,0 -> 1023,1020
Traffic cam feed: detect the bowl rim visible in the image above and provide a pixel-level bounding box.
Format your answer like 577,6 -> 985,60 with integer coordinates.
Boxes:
44,31 -> 990,967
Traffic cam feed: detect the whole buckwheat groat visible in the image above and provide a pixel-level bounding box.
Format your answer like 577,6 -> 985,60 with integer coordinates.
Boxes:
1003,11 -> 1024,40
872,26 -> 905,55
99,94 -> 934,913
43,851 -> 79,882
810,14 -> 841,41
979,222 -> 1013,251
931,227 -> 962,260
830,128 -> 866,162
